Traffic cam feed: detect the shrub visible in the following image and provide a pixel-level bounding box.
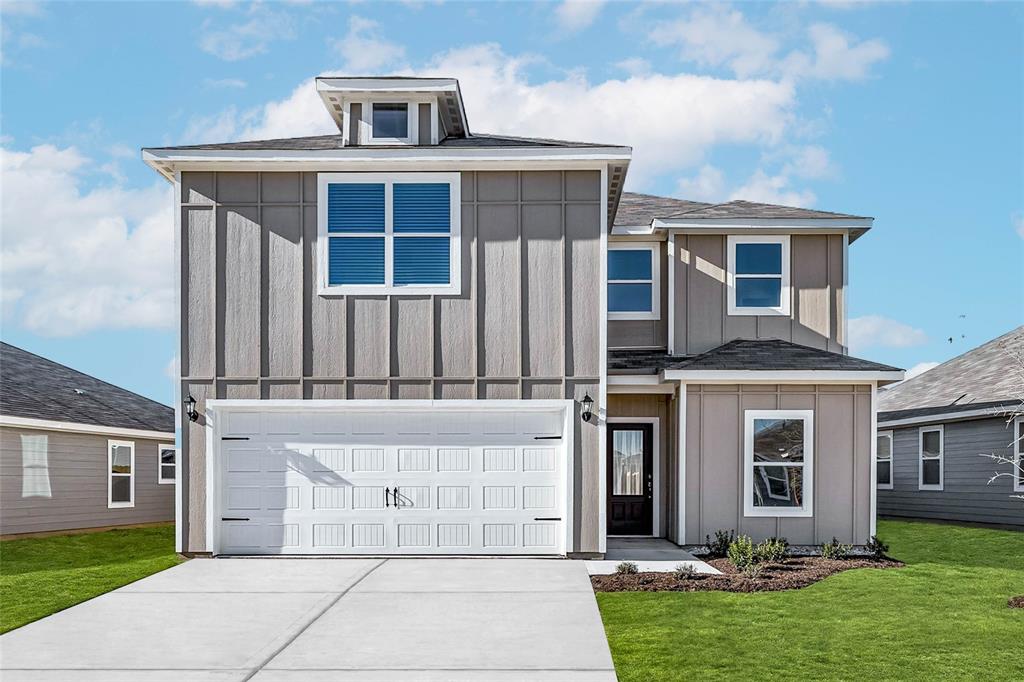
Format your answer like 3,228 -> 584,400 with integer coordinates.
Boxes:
615,561 -> 639,575
740,562 -> 764,579
866,535 -> 889,559
727,535 -> 756,569
821,537 -> 853,560
755,537 -> 789,564
673,563 -> 697,580
705,529 -> 735,558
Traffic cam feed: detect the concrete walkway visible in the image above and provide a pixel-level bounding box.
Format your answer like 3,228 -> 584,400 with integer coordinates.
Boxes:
586,537 -> 720,575
0,558 -> 615,681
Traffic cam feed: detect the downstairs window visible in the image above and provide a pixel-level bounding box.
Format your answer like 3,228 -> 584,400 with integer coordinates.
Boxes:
877,431 -> 893,489
744,410 -> 814,517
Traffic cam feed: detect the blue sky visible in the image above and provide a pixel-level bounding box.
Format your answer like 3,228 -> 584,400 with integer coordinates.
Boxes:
1,0 -> 1022,406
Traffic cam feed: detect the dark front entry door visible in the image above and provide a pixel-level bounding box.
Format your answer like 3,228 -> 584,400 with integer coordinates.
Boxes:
607,423 -> 653,535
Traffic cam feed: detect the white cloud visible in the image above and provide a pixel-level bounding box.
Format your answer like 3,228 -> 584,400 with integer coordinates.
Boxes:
650,7 -> 780,79
164,356 -> 179,382
198,4 -> 295,61
329,16 -> 406,72
785,144 -> 835,180
729,169 -> 816,207
848,315 -> 929,354
0,145 -> 174,336
203,77 -> 247,89
780,23 -> 890,82
676,164 -> 725,202
0,2 -> 46,17
1013,212 -> 1024,239
555,0 -> 606,32
614,57 -> 651,77
905,361 -> 940,380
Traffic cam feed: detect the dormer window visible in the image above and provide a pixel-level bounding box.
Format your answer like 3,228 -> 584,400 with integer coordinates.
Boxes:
371,103 -> 410,140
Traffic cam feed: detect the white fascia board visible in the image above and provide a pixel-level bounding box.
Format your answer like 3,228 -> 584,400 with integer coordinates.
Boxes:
878,406 -> 1012,428
653,217 -> 873,230
0,415 -> 174,441
610,224 -> 656,236
316,78 -> 460,93
206,399 -> 573,412
144,147 -> 632,164
660,369 -> 905,383
608,374 -> 663,385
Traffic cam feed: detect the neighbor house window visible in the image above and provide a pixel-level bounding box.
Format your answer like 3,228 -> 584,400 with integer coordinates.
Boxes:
918,425 -> 943,491
877,430 -> 893,489
371,103 -> 409,140
108,440 -> 135,509
727,235 -> 790,316
1014,417 -> 1023,493
744,410 -> 814,517
158,444 -> 176,485
608,244 -> 660,320
318,173 -> 461,295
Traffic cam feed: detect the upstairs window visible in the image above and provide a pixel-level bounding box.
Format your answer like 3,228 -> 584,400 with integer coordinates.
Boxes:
918,425 -> 943,491
371,103 -> 410,141
727,235 -> 790,316
318,173 -> 461,295
608,244 -> 660,321
877,431 -> 893,489
743,410 -> 814,517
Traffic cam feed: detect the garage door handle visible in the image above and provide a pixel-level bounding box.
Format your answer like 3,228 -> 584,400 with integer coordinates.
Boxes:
221,517 -> 249,521
384,487 -> 391,508
533,517 -> 561,521
534,435 -> 561,440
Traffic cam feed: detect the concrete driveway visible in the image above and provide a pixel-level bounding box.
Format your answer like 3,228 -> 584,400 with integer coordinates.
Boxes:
0,558 -> 616,681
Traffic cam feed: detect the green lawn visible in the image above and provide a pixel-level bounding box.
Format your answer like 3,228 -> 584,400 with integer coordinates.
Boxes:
598,520 -> 1024,681
0,524 -> 182,633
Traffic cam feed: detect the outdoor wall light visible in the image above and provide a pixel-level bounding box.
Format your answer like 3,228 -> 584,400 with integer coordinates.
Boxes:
581,393 -> 594,423
184,394 -> 199,423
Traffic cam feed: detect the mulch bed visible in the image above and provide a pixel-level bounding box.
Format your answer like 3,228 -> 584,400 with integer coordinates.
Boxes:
592,556 -> 903,593
1009,595 -> 1024,609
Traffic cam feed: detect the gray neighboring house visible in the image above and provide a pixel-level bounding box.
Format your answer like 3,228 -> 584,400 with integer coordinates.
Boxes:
0,343 -> 176,536
877,327 -> 1024,528
143,76 -> 902,558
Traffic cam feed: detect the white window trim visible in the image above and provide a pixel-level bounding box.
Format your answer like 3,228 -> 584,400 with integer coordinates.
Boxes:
158,443 -> 176,485
743,409 -> 814,518
726,235 -> 791,316
608,243 -> 660,321
317,172 -> 462,296
369,101 -> 414,144
918,425 -> 944,491
1013,416 -> 1023,493
108,439 -> 135,509
876,430 -> 894,490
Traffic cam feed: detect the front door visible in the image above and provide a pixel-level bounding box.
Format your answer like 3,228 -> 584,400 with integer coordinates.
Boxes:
606,423 -> 653,535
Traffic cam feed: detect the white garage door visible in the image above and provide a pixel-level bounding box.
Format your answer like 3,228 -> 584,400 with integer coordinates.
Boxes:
209,401 -> 571,556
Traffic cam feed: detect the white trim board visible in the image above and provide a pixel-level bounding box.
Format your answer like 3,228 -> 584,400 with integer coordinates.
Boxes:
661,370 -> 904,383
0,415 -> 173,441
607,417 -> 661,538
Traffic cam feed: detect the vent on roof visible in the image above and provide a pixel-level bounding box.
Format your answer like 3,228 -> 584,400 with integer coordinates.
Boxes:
74,389 -> 86,395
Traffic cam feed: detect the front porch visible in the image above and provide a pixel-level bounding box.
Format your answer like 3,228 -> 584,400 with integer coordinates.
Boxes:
586,537 -> 719,575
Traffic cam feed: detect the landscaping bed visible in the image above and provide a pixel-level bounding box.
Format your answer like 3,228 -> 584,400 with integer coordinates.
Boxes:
592,555 -> 903,593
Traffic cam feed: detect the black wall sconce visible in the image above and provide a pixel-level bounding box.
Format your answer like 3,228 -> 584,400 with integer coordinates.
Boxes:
581,393 -> 594,423
184,394 -> 199,423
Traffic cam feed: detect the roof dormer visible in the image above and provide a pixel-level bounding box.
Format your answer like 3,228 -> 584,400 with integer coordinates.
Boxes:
315,77 -> 469,147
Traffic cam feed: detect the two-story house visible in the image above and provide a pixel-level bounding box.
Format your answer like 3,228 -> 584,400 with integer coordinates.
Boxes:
144,76 -> 902,557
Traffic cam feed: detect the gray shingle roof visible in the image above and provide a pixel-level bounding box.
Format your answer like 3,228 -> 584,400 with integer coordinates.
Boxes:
144,133 -> 626,152
612,192 -> 710,227
0,343 -> 174,433
879,399 -> 1021,424
609,339 -> 900,375
613,193 -> 869,229
878,326 -> 1024,414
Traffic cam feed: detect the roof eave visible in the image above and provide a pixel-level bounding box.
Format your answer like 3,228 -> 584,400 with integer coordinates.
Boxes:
660,369 -> 904,384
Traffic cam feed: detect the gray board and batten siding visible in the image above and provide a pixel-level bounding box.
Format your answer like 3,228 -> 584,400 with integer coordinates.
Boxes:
179,169 -> 603,553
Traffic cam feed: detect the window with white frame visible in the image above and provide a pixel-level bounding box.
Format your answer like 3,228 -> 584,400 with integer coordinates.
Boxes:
877,430 -> 893,489
727,235 -> 790,316
370,102 -> 410,141
158,444 -> 176,485
1013,417 -> 1023,493
608,244 -> 660,320
318,173 -> 461,296
744,410 -> 813,517
918,425 -> 943,490
108,440 -> 135,509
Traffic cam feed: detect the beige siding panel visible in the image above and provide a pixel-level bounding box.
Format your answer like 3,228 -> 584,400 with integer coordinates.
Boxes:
477,204 -> 520,378
348,380 -> 388,399
217,380 -> 259,399
792,235 -> 830,349
307,381 -> 346,399
265,206 -> 303,377
417,103 -> 431,146
217,173 -> 258,203
477,171 -> 518,202
264,381 -> 302,399
348,297 -> 389,377
348,104 -> 361,145
218,207 -> 261,377
565,203 -> 600,378
304,204 -> 346,378
434,380 -> 475,400
565,171 -> 601,201
673,236 -> 688,353
186,380 -> 213,552
776,390 -> 816,543
391,297 -> 433,377
184,208 -> 216,378
570,380 -> 600,553
261,172 -> 301,203
522,204 -> 563,377
435,203 -> 476,377
479,380 -> 519,400
686,235 -> 725,354
829,234 -> 845,351
522,171 -> 562,201
391,380 -> 431,399
182,172 -> 214,205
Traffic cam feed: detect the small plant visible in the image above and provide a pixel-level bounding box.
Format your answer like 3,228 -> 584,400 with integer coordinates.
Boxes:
727,534 -> 756,569
820,537 -> 852,560
755,537 -> 789,564
865,535 -> 889,559
740,562 -> 764,579
673,563 -> 697,580
705,529 -> 735,558
615,561 -> 639,575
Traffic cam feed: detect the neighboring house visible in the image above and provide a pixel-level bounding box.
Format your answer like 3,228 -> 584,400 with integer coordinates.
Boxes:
877,327 -> 1024,528
0,343 -> 176,536
143,76 -> 902,557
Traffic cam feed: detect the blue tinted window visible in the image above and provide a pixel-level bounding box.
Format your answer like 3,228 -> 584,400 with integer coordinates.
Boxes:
735,243 -> 782,275
735,278 -> 781,308
608,250 -> 652,280
328,237 -> 385,285
372,103 -> 408,138
609,283 -> 652,312
327,184 -> 385,233
394,183 -> 450,233
394,237 -> 450,285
